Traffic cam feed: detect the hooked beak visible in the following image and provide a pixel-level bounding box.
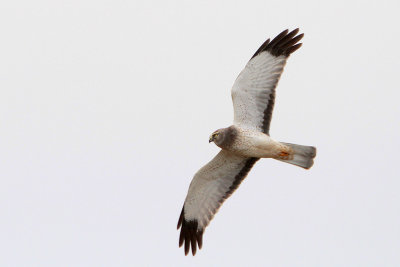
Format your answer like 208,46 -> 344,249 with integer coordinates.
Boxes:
209,135 -> 214,143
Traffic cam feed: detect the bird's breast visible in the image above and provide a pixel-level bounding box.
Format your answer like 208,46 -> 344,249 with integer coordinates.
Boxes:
224,129 -> 279,158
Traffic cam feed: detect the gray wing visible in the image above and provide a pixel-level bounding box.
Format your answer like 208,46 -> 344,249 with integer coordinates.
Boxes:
232,29 -> 304,135
177,150 -> 258,255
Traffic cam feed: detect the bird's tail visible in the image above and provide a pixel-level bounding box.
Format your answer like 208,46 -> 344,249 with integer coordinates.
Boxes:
277,142 -> 316,169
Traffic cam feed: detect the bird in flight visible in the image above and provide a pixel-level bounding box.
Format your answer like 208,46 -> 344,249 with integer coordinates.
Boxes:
177,28 -> 316,256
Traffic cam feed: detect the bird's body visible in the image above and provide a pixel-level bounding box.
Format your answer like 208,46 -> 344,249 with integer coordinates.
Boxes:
177,28 -> 317,256
213,126 -> 290,159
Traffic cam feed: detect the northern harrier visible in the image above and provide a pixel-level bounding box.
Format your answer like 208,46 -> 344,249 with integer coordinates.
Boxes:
177,28 -> 316,255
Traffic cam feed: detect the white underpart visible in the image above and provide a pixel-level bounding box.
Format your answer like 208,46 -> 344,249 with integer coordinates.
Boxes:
228,127 -> 284,158
232,52 -> 287,131
183,150 -> 250,230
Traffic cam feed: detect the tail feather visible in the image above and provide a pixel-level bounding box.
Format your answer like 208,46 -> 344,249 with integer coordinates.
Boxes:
278,142 -> 316,169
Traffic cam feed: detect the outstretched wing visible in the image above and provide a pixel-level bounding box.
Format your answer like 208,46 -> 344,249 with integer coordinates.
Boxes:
177,150 -> 258,255
232,28 -> 304,135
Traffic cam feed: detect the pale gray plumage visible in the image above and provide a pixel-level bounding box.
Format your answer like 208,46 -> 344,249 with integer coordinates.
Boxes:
178,28 -> 316,256
209,126 -> 238,148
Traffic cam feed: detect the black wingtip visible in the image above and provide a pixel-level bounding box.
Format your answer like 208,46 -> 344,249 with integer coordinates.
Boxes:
250,38 -> 270,59
177,208 -> 184,230
177,207 -> 204,256
251,28 -> 304,59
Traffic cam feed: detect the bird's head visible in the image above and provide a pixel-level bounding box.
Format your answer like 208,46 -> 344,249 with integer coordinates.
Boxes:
209,129 -> 223,144
209,127 -> 237,148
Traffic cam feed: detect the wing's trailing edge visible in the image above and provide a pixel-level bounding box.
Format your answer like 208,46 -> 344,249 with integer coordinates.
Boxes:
177,152 -> 258,255
232,28 -> 303,134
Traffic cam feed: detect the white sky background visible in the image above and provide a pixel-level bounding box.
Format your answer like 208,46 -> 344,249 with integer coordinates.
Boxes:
1,0 -> 399,266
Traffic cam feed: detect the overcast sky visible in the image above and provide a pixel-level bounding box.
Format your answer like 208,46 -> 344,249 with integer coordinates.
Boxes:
1,0 -> 399,266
